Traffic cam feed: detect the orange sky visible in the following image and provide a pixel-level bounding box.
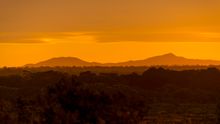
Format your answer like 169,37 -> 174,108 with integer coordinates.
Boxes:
1,0 -> 220,66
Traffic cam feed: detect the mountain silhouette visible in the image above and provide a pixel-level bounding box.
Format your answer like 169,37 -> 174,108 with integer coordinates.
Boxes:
25,53 -> 220,67
25,57 -> 101,67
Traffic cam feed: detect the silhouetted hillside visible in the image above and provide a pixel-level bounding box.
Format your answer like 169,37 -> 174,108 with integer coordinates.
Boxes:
0,67 -> 220,123
25,53 -> 220,67
26,57 -> 101,67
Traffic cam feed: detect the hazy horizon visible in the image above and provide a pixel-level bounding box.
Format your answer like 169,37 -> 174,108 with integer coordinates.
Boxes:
3,52 -> 220,67
2,53 -> 220,67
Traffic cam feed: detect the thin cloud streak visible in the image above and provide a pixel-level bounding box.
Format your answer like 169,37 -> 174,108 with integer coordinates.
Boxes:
0,32 -> 96,44
1,31 -> 220,44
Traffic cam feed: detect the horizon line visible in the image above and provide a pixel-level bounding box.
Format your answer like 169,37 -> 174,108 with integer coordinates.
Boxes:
2,53 -> 220,67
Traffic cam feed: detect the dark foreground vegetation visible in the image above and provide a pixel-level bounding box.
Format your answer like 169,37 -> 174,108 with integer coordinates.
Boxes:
1,67 -> 220,123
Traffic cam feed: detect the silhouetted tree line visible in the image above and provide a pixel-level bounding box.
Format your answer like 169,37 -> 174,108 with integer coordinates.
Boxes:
74,67 -> 220,103
1,67 -> 220,123
1,65 -> 220,76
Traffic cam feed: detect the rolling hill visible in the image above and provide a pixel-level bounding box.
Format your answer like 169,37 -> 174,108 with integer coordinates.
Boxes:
25,53 -> 220,67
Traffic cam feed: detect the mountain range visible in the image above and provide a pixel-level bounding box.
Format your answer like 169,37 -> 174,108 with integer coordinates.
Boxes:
25,53 -> 220,67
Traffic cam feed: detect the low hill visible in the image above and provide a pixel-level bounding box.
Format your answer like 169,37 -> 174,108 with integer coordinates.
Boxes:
25,57 -> 101,67
25,53 -> 220,67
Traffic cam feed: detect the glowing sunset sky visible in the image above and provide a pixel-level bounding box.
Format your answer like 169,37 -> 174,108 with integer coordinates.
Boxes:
1,0 -> 220,66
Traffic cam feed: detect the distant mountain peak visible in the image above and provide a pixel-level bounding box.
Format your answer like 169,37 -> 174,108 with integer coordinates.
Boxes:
25,57 -> 101,67
163,53 -> 176,57
147,53 -> 180,60
47,57 -> 84,62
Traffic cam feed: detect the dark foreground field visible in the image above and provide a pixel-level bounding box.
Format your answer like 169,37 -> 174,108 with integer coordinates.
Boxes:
0,67 -> 220,124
